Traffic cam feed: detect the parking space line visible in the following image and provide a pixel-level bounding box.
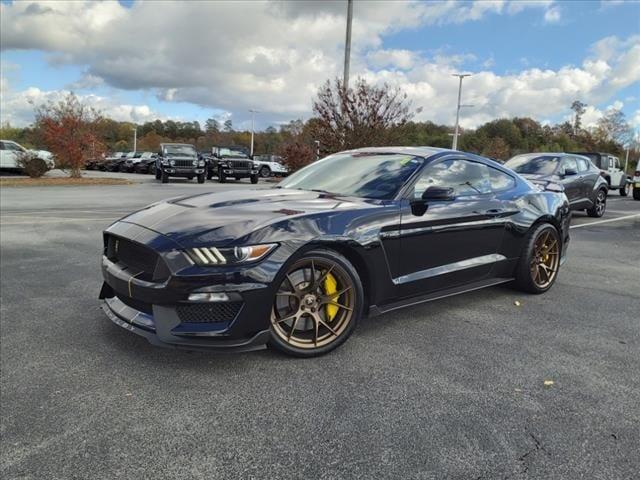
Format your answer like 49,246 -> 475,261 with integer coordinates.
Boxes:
570,213 -> 640,229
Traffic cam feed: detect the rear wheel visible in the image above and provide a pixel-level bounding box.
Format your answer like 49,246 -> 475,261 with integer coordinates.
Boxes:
268,250 -> 362,357
514,223 -> 561,294
587,189 -> 606,217
620,183 -> 629,196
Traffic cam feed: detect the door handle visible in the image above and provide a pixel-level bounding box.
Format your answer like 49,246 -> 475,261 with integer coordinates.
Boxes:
484,208 -> 504,216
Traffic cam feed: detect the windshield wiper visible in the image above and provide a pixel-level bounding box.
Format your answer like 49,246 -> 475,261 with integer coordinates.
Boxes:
459,181 -> 482,194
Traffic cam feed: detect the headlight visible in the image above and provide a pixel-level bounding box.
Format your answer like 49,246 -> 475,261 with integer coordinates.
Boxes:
192,160 -> 198,166
186,243 -> 277,266
252,162 -> 260,168
198,160 -> 205,166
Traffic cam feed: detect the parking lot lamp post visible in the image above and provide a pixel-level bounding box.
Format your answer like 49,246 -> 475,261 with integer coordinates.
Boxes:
451,73 -> 471,150
343,0 -> 353,89
314,140 -> 320,161
132,127 -> 137,152
249,109 -> 259,156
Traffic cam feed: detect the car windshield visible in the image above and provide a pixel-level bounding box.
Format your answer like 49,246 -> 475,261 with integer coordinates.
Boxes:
219,148 -> 249,158
163,145 -> 196,157
140,152 -> 153,159
505,155 -> 560,175
279,152 -> 424,199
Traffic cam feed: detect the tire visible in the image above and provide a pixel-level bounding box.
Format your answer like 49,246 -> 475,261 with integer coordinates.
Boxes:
154,166 -> 161,179
586,189 -> 606,217
514,223 -> 561,294
268,249 -> 363,357
259,166 -> 271,178
250,174 -> 259,184
161,171 -> 169,183
620,183 -> 629,196
206,170 -> 213,180
633,185 -> 640,200
218,168 -> 226,183
197,173 -> 205,184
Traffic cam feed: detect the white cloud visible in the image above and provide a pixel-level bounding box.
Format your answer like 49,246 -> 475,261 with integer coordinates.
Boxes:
543,6 -> 562,24
0,0 -> 637,130
0,78 -> 168,126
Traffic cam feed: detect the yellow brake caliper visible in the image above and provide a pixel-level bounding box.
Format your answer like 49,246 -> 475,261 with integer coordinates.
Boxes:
323,272 -> 339,321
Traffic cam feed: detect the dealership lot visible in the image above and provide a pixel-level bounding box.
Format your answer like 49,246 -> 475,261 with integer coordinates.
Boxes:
1,183 -> 638,479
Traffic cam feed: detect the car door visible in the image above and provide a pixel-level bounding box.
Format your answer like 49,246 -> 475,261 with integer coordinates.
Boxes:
574,156 -> 597,205
0,141 -> 7,168
397,157 -> 508,298
558,156 -> 581,205
610,156 -> 623,187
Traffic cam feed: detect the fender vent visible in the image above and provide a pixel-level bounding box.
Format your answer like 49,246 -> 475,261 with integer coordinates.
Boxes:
176,302 -> 243,323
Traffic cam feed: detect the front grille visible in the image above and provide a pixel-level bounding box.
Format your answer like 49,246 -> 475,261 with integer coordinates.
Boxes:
173,160 -> 196,168
176,302 -> 243,323
105,235 -> 169,282
228,160 -> 252,170
117,294 -> 153,314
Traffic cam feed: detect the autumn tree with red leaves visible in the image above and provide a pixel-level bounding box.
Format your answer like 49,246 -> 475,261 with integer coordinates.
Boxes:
311,78 -> 418,154
35,93 -> 105,178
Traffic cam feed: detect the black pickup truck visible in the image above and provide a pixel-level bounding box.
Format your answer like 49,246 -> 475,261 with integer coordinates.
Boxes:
155,143 -> 206,183
206,146 -> 259,184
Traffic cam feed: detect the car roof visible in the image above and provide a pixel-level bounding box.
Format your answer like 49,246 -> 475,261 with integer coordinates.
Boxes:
160,143 -> 194,147
344,146 -> 449,158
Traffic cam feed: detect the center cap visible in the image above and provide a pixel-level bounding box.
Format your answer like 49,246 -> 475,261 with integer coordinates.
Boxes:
304,295 -> 316,306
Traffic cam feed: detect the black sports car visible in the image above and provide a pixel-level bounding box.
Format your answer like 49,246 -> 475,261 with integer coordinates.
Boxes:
100,147 -> 571,356
504,153 -> 608,217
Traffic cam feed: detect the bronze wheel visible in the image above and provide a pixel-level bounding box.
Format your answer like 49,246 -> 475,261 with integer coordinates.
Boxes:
269,251 -> 361,356
530,228 -> 560,289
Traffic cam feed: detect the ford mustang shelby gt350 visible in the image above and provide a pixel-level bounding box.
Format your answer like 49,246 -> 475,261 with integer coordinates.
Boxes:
100,147 -> 570,356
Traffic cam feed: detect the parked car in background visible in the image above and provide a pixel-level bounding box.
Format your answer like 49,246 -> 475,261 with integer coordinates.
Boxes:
570,152 -> 631,196
505,153 -> 608,217
133,153 -> 158,174
0,140 -> 55,171
207,146 -> 259,184
633,165 -> 640,201
104,152 -> 128,172
253,154 -> 289,178
155,143 -> 206,183
99,146 -> 571,356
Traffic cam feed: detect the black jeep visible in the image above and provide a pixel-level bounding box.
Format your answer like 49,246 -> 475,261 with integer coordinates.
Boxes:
155,143 -> 206,183
206,146 -> 259,184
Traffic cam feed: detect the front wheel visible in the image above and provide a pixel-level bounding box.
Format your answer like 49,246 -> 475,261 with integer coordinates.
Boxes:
587,189 -> 606,217
620,183 -> 629,196
154,165 -> 160,179
250,174 -> 259,184
259,166 -> 271,178
633,185 -> 640,200
268,250 -> 363,357
161,171 -> 169,183
514,223 -> 561,294
197,173 -> 205,183
218,168 -> 226,183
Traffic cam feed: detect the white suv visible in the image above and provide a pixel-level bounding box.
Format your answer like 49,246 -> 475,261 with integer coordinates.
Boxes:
253,154 -> 289,178
0,140 -> 55,171
633,166 -> 640,201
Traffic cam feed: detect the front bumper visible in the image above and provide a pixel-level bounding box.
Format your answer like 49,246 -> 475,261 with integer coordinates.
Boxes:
222,169 -> 258,177
163,168 -> 205,176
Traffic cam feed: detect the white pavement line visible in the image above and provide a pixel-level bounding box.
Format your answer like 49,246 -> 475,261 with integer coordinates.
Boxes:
570,213 -> 640,229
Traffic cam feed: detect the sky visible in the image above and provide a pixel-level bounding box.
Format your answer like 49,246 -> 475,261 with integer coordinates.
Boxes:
1,0 -> 639,132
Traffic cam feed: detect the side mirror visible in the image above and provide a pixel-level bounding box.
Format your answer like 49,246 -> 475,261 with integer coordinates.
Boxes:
422,186 -> 456,201
563,167 -> 577,176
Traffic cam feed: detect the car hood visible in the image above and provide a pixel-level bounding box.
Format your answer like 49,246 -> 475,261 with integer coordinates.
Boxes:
119,188 -> 379,246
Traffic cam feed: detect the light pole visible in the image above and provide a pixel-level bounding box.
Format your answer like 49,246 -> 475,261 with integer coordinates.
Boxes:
451,73 -> 472,150
343,0 -> 353,89
314,140 -> 320,161
132,126 -> 137,152
249,109 -> 259,156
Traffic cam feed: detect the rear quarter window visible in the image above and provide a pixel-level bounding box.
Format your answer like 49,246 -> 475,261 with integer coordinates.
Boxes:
488,167 -> 515,191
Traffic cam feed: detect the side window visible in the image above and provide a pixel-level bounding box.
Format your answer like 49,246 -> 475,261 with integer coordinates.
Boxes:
488,167 -> 515,191
561,157 -> 578,174
414,159 -> 491,198
612,157 -> 619,169
0,142 -> 5,150
575,157 -> 589,172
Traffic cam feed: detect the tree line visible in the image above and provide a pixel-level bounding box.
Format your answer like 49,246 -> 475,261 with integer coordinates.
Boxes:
1,78 -> 637,177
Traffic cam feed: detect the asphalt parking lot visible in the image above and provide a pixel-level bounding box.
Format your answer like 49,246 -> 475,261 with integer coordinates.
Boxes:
1,181 -> 638,479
